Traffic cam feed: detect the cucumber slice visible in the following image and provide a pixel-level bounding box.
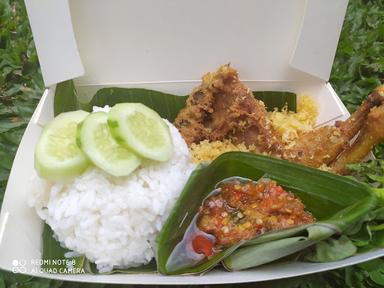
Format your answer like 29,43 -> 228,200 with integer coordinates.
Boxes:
35,110 -> 90,181
108,103 -> 173,162
78,112 -> 141,177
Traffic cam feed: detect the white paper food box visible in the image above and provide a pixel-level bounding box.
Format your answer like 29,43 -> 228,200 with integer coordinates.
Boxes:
1,0 -> 383,285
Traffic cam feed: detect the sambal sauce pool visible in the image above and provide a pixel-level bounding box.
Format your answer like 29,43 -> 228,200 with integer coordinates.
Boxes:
165,176 -> 315,271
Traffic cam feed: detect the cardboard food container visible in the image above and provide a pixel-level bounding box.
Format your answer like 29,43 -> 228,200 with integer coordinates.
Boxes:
1,0 -> 383,285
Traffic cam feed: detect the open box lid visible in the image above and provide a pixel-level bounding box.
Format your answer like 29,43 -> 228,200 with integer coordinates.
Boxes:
24,0 -> 348,87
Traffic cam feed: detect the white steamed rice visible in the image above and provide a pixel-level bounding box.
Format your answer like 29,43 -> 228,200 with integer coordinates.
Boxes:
29,112 -> 195,272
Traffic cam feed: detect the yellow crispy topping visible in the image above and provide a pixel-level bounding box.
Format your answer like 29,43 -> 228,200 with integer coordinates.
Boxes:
189,95 -> 318,163
190,139 -> 251,164
268,95 -> 318,144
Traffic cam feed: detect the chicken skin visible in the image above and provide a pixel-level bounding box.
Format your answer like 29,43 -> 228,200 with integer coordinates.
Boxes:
174,65 -> 384,173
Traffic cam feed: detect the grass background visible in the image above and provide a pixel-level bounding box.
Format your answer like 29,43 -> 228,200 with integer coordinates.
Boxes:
0,0 -> 383,287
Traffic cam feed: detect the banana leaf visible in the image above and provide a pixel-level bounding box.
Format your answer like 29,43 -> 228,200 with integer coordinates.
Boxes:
53,81 -> 297,117
156,152 -> 376,275
42,223 -> 157,274
84,260 -> 157,274
223,225 -> 335,271
304,235 -> 357,263
42,225 -> 86,273
86,87 -> 188,122
54,80 -> 79,116
253,91 -> 296,112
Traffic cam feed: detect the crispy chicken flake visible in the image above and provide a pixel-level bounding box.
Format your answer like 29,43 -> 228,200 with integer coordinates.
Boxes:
174,65 -> 384,173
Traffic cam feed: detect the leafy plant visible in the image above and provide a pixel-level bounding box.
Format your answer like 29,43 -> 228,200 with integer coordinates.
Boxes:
0,0 -> 43,204
330,0 -> 384,159
0,0 -> 46,286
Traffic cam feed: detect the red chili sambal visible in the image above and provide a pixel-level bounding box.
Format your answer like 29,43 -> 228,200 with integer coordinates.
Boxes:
196,177 -> 315,248
191,235 -> 215,257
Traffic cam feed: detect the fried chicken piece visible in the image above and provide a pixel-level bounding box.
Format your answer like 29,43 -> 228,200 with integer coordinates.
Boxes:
174,65 -> 384,172
175,65 -> 285,154
331,88 -> 384,174
284,87 -> 384,167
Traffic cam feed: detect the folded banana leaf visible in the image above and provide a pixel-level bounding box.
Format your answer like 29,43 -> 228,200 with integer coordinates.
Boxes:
156,152 -> 376,275
223,224 -> 335,271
